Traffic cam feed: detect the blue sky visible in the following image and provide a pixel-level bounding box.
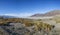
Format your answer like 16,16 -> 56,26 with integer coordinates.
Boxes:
0,0 -> 60,17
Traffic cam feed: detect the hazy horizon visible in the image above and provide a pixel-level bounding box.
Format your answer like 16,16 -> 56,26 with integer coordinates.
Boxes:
0,0 -> 60,17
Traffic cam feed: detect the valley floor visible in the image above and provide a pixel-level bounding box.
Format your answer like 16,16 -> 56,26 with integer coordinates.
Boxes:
0,16 -> 60,35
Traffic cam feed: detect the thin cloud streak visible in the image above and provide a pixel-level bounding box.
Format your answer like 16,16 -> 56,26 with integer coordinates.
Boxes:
0,13 -> 34,17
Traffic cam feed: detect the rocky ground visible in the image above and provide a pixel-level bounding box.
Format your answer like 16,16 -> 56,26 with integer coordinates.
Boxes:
0,19 -> 60,35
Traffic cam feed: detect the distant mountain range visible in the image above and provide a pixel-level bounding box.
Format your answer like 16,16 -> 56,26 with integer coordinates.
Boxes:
0,15 -> 17,19
0,10 -> 60,19
31,10 -> 60,17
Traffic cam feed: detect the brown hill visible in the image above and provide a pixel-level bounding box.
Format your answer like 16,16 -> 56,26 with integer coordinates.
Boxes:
31,10 -> 60,17
31,14 -> 44,17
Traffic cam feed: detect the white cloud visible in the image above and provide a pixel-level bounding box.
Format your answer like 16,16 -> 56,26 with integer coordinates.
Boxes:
0,13 -> 34,17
